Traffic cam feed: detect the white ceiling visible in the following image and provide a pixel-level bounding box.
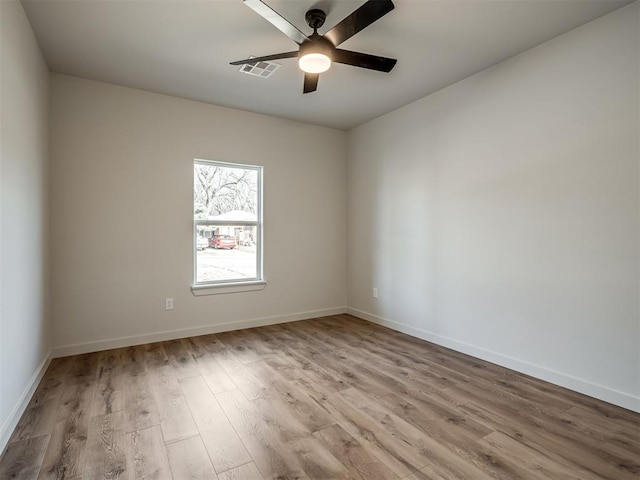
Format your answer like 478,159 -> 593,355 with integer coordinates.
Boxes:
22,0 -> 631,130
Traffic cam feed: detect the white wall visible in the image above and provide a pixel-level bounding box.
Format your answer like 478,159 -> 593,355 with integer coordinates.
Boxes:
0,0 -> 51,451
347,3 -> 639,411
50,75 -> 347,354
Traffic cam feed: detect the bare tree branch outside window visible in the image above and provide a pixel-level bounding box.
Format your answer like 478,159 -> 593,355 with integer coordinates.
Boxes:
194,164 -> 257,219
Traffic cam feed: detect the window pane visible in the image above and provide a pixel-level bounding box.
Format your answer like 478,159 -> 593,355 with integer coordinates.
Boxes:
194,160 -> 262,286
195,225 -> 258,283
194,163 -> 258,222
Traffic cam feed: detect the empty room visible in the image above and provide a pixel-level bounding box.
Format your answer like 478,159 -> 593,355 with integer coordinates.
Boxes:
1,0 -> 638,478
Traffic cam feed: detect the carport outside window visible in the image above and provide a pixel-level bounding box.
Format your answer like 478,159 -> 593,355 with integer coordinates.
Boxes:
193,160 -> 262,285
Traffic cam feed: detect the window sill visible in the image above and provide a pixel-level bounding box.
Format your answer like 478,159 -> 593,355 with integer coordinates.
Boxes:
191,280 -> 266,296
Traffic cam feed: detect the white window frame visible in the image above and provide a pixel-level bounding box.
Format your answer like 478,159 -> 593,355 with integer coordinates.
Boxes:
192,159 -> 264,295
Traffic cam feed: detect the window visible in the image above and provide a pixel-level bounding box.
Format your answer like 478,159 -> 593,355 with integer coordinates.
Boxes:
193,160 -> 263,291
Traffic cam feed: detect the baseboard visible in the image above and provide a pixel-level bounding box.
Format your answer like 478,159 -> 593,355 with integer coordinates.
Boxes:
52,307 -> 347,358
347,308 -> 640,413
0,350 -> 52,457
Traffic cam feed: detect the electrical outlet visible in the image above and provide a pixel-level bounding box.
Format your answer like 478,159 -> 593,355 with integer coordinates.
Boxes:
165,298 -> 174,311
373,288 -> 378,298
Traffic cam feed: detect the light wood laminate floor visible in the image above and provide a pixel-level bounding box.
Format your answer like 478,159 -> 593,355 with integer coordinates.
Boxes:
1,314 -> 638,479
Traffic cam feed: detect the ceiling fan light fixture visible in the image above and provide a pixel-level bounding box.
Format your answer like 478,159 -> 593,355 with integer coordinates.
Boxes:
299,52 -> 331,73
298,35 -> 334,74
232,0 -> 397,93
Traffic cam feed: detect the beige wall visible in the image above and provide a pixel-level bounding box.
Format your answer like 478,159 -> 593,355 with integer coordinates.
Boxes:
50,75 -> 347,354
0,0 -> 51,450
347,3 -> 639,411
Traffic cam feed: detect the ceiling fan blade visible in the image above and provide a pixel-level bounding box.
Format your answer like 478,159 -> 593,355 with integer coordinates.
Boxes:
243,0 -> 309,45
230,51 -> 298,66
325,0 -> 394,47
333,49 -> 397,72
303,73 -> 319,94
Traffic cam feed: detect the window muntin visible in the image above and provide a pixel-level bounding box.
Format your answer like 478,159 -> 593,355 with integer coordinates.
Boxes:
194,160 -> 262,286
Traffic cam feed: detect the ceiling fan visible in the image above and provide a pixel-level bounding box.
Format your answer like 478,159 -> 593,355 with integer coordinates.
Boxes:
230,0 -> 397,94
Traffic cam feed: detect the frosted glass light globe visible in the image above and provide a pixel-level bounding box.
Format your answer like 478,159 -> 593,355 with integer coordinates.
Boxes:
298,53 -> 331,74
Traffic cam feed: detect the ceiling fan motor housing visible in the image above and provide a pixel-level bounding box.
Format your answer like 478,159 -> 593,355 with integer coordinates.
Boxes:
299,33 -> 335,60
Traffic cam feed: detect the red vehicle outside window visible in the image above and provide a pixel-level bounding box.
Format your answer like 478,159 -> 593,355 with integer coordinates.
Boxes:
209,235 -> 236,249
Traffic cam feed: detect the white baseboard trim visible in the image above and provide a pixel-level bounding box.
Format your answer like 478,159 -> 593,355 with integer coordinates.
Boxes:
0,350 -> 52,457
52,307 -> 347,358
347,308 -> 640,413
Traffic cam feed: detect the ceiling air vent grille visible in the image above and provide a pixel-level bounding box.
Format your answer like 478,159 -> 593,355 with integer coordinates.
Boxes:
239,58 -> 281,78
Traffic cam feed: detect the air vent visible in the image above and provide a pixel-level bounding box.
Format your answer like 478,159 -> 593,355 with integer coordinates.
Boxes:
239,58 -> 281,78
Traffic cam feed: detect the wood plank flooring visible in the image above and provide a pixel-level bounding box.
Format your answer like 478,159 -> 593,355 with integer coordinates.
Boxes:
1,314 -> 638,479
